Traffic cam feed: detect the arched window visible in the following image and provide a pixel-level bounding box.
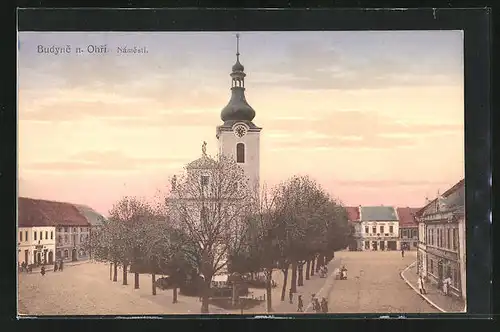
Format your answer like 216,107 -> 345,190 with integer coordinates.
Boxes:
236,143 -> 245,163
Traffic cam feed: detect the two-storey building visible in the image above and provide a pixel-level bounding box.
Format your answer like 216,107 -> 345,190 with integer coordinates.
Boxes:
18,197 -> 92,266
397,207 -> 420,250
416,179 -> 465,300
358,206 -> 400,251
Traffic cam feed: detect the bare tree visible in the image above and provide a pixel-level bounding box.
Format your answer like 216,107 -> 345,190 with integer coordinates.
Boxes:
166,153 -> 255,313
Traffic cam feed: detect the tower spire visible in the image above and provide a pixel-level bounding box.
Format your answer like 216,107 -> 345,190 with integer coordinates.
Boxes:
236,33 -> 240,61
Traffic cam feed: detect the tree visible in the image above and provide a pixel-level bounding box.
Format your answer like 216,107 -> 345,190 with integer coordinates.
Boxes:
108,196 -> 156,287
166,153 -> 255,313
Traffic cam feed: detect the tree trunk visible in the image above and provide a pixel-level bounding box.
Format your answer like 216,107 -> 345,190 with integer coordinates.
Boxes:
113,262 -> 118,282
152,273 -> 156,295
172,287 -> 178,303
310,259 -> 315,276
265,268 -> 273,312
315,255 -> 321,272
134,273 -> 139,289
280,268 -> 289,301
122,263 -> 128,285
298,262 -> 304,286
109,263 -> 112,280
232,282 -> 238,307
305,260 -> 311,280
201,278 -> 211,313
290,261 -> 298,293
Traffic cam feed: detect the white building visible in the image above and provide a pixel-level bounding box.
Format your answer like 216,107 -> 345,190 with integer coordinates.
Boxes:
216,33 -> 261,193
18,197 -> 91,266
416,179 -> 465,300
357,206 -> 400,251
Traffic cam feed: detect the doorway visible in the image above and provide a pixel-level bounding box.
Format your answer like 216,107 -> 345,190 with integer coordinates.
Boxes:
36,252 -> 41,265
372,241 -> 378,251
72,248 -> 77,261
48,251 -> 54,264
379,241 -> 385,251
24,250 -> 28,265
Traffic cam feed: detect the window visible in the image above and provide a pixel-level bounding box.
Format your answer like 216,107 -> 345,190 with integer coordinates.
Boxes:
236,143 -> 245,163
39,231 -> 42,240
56,251 -> 61,259
51,231 -> 53,240
453,229 -> 458,250
453,269 -> 459,288
365,226 -> 369,234
34,231 -> 37,241
19,231 -> 22,242
25,231 -> 28,241
447,229 -> 451,249
201,175 -> 209,186
58,235 -> 62,244
45,231 -> 48,239
64,250 -> 69,258
380,226 -> 385,234
64,227 -> 68,233
430,260 -> 434,274
73,228 -> 77,233
65,235 -> 69,243
372,227 -> 376,234
389,225 -> 394,234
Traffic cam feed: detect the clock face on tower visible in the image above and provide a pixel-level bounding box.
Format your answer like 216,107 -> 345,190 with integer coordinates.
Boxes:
234,124 -> 248,138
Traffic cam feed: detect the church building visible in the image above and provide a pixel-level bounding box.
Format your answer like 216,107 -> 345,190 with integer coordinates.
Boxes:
216,33 -> 262,192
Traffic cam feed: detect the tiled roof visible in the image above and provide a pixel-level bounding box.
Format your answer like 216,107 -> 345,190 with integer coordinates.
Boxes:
396,207 -> 420,227
345,206 -> 360,222
18,197 -> 90,227
75,204 -> 107,226
415,178 -> 465,217
360,206 -> 398,221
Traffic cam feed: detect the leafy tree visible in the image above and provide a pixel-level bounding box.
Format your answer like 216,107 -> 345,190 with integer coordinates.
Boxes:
166,153 -> 255,313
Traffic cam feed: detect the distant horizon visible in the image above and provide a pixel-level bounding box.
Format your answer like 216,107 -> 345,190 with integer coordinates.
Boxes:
18,31 -> 464,215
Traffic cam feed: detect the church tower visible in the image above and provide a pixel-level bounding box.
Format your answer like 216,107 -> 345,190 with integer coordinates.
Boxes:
216,34 -> 262,192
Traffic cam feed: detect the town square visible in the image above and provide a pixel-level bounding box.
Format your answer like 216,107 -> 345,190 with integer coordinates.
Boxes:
17,30 -> 465,316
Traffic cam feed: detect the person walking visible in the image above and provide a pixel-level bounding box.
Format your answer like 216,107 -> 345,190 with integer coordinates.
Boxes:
288,288 -> 293,304
297,295 -> 304,312
59,260 -> 64,272
418,275 -> 426,294
321,297 -> 328,313
401,249 -> 405,258
313,298 -> 321,313
40,266 -> 46,276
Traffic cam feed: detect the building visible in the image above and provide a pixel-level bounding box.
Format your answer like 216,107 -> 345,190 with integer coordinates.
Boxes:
216,33 -> 261,193
416,179 -> 465,300
345,206 -> 361,251
397,207 -> 420,251
358,206 -> 400,251
18,197 -> 91,266
169,35 -> 261,281
74,204 -> 107,260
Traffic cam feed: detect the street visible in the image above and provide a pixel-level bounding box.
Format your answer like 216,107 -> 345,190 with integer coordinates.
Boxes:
18,251 -> 439,315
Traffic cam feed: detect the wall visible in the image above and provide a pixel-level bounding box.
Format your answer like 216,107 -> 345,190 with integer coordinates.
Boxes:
56,225 -> 90,262
218,124 -> 260,192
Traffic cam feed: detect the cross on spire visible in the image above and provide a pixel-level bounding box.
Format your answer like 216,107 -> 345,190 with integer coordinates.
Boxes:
236,33 -> 240,60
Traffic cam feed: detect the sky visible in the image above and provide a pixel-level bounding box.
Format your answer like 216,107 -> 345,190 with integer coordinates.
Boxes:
18,31 -> 465,216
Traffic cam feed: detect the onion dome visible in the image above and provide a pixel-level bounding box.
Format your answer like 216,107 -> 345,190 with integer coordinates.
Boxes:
220,33 -> 256,122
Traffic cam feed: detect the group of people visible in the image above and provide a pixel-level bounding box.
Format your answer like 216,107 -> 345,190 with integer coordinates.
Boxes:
295,294 -> 328,313
19,261 -> 32,273
319,265 -> 328,278
417,274 -> 452,297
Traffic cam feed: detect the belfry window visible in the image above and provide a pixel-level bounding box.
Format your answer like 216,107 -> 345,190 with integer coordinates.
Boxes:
236,143 -> 245,163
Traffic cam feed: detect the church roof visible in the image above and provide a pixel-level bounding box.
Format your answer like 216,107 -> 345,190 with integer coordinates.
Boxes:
220,87 -> 256,122
186,155 -> 218,170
